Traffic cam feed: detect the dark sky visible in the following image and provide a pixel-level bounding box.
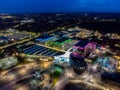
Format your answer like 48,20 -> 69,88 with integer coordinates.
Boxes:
0,0 -> 120,13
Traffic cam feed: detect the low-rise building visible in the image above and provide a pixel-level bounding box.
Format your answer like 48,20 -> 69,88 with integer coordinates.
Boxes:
0,36 -> 8,45
35,34 -> 55,44
73,40 -> 96,57
0,57 -> 18,70
70,52 -> 87,74
52,37 -> 75,51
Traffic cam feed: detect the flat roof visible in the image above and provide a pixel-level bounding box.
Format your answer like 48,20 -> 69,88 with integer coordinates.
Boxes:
37,35 -> 54,40
70,52 -> 86,66
54,37 -> 72,45
0,36 -> 8,40
55,37 -> 69,43
74,40 -> 89,48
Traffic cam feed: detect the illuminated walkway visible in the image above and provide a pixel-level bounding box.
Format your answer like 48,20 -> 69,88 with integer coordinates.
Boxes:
54,48 -> 73,63
22,44 -> 65,56
37,44 -> 66,53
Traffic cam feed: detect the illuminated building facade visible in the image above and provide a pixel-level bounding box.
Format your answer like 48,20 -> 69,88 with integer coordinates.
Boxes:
70,52 -> 87,74
73,40 -> 96,57
35,34 -> 55,44
52,37 -> 73,50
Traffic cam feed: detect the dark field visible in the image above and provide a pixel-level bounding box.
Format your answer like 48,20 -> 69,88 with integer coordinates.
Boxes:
79,21 -> 120,33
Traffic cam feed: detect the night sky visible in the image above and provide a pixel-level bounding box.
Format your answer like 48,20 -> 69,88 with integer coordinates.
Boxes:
0,0 -> 120,13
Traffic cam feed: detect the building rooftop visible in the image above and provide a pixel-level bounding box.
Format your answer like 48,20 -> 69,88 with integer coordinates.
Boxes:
70,52 -> 86,66
38,34 -> 54,40
70,52 -> 84,61
55,37 -> 69,43
74,40 -> 89,48
54,37 -> 72,45
0,36 -> 8,40
35,34 -> 55,43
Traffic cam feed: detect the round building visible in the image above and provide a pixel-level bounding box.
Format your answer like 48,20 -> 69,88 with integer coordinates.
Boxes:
70,52 -> 87,74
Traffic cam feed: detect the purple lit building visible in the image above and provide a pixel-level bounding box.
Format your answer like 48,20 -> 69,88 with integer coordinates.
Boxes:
73,40 -> 96,57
